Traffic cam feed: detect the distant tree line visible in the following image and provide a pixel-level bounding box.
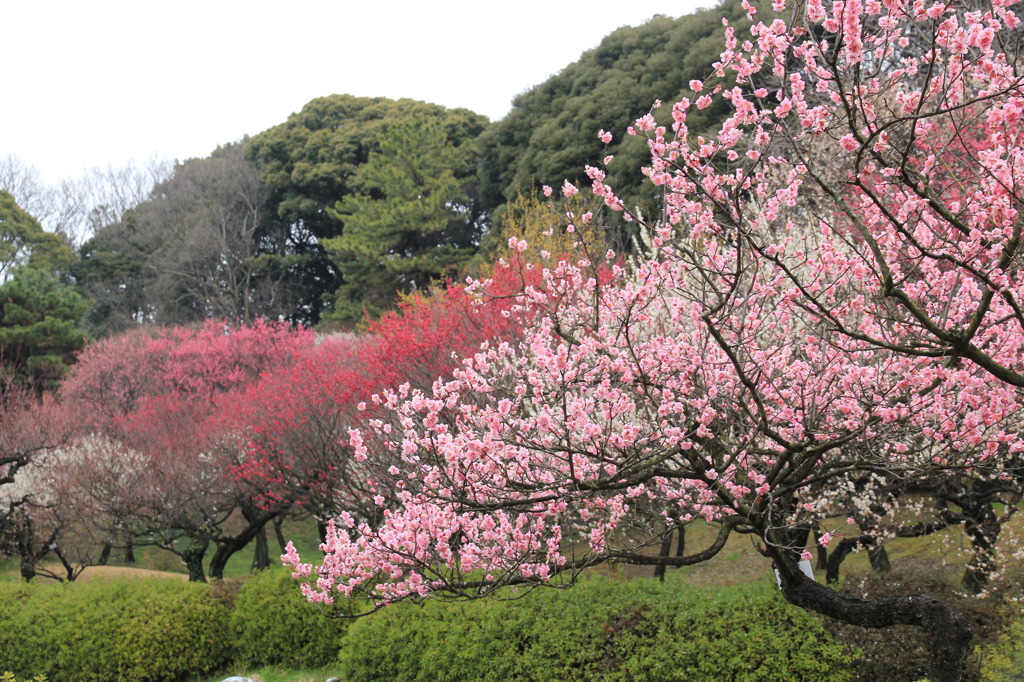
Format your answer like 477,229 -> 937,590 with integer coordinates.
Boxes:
0,0 -> 756,341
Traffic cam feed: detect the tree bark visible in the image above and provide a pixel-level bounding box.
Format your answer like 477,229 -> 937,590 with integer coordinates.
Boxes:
207,507 -> 279,580
97,541 -> 112,566
773,542 -> 971,682
251,524 -> 270,572
181,537 -> 208,582
273,515 -> 288,554
653,529 -> 673,582
124,533 -> 135,565
960,499 -> 1000,593
868,546 -> 891,573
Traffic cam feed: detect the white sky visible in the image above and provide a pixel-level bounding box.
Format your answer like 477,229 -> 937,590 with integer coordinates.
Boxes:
3,1 -> 710,185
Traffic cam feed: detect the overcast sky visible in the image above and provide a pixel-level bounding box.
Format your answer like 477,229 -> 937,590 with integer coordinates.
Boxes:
4,0 -> 710,185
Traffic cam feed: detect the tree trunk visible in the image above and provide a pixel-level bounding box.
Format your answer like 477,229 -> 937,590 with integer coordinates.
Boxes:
124,533 -> 135,565
181,537 -> 209,582
97,541 -> 112,566
19,557 -> 36,582
812,529 -> 828,571
251,524 -> 270,572
653,528 -> 674,582
208,507 -> 279,580
961,500 -> 1000,593
771,538 -> 971,682
868,546 -> 891,573
273,515 -> 288,554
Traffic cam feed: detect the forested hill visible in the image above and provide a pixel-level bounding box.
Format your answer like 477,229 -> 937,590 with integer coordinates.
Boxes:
478,0 -> 755,220
4,0 -> 751,336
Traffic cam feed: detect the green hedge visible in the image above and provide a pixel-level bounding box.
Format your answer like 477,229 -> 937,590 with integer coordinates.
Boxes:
0,579 -> 231,682
982,612 -> 1024,681
339,578 -> 856,682
0,573 -> 856,682
231,567 -> 350,668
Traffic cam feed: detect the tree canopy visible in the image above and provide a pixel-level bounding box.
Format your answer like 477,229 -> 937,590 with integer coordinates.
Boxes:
248,95 -> 489,325
0,191 -> 74,280
322,118 -> 485,322
476,0 -> 759,241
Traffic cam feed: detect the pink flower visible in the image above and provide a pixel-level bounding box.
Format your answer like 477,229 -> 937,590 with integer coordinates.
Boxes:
598,129 -> 613,144
542,185 -> 553,197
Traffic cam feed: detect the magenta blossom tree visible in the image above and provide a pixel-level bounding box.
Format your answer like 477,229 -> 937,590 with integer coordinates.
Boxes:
285,1 -> 1024,679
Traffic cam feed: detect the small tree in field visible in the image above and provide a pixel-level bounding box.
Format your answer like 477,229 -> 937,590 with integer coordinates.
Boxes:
0,375 -> 75,580
285,1 -> 1024,680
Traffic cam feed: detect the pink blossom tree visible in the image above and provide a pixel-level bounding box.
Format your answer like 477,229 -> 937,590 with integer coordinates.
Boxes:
285,1 -> 1024,679
0,377 -> 76,581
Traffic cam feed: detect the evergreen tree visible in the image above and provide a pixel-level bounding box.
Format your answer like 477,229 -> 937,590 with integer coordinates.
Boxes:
322,119 -> 483,322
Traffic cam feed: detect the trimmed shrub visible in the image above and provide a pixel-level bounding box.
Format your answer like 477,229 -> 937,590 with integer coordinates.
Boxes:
338,577 -> 855,681
231,567 -> 350,668
981,613 -> 1024,681
0,578 -> 231,682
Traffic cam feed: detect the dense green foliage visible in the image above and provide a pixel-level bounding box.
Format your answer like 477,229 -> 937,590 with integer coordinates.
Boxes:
323,118 -> 485,322
0,579 -> 231,682
248,95 -> 488,325
0,573 -> 856,682
476,0 -> 757,241
0,191 -> 73,279
232,568 -> 351,669
63,3 -> 757,328
0,266 -> 88,392
0,673 -> 47,682
980,611 -> 1024,681
74,142 -> 298,333
339,579 -> 855,682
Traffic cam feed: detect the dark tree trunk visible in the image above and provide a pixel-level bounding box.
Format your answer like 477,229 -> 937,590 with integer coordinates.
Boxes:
124,533 -> 136,565
653,525 -> 687,581
97,541 -> 112,566
812,529 -> 828,570
181,538 -> 209,582
19,557 -> 36,582
208,507 -> 279,580
960,498 -> 1000,593
825,536 -> 890,584
654,529 -> 674,582
251,524 -> 270,572
273,515 -> 288,554
868,545 -> 891,573
771,539 -> 971,682
53,545 -> 76,582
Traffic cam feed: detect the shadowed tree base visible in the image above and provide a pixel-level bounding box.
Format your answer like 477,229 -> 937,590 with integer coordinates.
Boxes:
777,559 -> 972,682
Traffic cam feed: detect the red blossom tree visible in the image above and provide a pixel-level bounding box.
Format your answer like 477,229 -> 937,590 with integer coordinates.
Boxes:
284,1 -> 1024,679
61,320 -> 316,580
229,282 -> 526,541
